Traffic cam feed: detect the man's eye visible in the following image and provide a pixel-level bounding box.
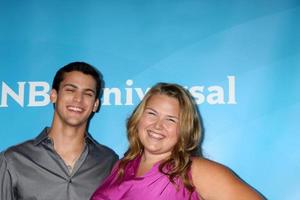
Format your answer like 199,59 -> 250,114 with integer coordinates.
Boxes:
85,93 -> 93,97
65,88 -> 74,92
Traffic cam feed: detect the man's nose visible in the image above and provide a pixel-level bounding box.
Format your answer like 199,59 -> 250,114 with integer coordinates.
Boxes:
73,92 -> 83,102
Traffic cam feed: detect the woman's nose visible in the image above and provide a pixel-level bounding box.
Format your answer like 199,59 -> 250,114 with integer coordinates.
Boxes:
154,118 -> 164,129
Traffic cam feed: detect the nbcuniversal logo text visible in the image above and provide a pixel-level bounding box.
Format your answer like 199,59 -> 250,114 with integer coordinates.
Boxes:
0,76 -> 237,108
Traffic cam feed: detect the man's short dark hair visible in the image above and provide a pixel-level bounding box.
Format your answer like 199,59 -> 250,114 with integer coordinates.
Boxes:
52,62 -> 103,99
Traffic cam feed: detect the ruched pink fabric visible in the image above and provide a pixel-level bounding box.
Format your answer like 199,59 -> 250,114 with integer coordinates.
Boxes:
91,156 -> 199,200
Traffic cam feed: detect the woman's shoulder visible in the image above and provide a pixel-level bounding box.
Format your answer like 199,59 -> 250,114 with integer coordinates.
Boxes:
190,157 -> 264,200
191,157 -> 230,176
191,157 -> 232,190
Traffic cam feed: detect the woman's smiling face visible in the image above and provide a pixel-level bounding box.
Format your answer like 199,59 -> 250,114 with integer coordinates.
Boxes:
137,94 -> 180,157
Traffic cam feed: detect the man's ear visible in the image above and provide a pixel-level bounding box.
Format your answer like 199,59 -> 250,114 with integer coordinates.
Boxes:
50,89 -> 58,104
92,99 -> 100,112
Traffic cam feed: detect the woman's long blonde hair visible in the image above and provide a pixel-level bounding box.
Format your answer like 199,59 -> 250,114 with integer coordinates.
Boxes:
117,82 -> 202,193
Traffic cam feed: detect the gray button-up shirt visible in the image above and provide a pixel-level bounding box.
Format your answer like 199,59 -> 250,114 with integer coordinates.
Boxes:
0,127 -> 118,200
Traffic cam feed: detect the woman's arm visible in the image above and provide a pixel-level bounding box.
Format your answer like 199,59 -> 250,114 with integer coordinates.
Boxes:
191,157 -> 265,200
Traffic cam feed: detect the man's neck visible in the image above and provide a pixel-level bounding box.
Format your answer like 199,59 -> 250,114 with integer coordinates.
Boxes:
48,124 -> 86,165
49,122 -> 86,144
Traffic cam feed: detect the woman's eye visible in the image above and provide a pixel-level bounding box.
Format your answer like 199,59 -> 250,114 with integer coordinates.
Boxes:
168,119 -> 175,123
144,109 -> 157,117
147,111 -> 155,115
166,118 -> 177,124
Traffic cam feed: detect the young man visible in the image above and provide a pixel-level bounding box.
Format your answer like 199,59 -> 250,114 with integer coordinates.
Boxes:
0,62 -> 118,200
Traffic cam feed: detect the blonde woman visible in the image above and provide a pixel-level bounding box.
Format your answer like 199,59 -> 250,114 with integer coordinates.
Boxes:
91,82 -> 264,200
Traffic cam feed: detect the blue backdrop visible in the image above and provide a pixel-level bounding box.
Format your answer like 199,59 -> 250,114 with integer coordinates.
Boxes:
1,1 -> 300,199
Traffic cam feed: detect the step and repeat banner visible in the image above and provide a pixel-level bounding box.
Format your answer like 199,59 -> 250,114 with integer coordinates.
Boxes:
1,1 -> 299,199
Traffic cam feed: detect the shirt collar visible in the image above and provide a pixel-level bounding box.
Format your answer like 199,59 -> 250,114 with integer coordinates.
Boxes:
33,127 -> 98,146
85,132 -> 99,145
33,127 -> 50,145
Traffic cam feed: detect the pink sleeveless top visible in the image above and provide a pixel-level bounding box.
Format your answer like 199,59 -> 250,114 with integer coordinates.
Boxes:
90,156 -> 200,200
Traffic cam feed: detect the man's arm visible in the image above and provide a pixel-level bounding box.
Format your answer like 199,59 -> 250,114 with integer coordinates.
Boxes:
0,152 -> 16,200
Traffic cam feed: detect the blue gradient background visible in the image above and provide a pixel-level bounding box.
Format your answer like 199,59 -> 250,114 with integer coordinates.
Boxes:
1,1 -> 300,199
